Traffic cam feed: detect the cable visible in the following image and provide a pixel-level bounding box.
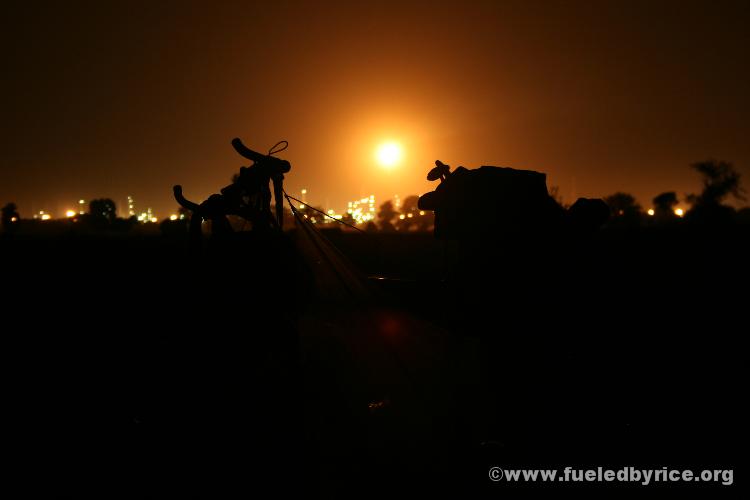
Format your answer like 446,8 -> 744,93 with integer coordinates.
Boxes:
284,192 -> 365,233
268,141 -> 289,156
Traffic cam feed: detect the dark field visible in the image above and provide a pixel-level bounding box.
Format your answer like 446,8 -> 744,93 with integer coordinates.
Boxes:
2,225 -> 745,495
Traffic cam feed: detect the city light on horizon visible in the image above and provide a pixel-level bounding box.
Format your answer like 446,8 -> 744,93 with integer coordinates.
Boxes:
347,195 -> 376,224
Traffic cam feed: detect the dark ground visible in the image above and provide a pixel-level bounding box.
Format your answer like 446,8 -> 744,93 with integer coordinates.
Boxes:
1,223 -> 745,496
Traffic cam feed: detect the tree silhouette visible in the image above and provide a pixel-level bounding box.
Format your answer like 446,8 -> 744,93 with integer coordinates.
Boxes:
396,195 -> 420,231
652,192 -> 679,221
2,203 -> 20,232
685,160 -> 745,225
603,192 -> 641,226
89,199 -> 117,223
653,192 -> 678,213
686,160 -> 745,207
377,200 -> 397,232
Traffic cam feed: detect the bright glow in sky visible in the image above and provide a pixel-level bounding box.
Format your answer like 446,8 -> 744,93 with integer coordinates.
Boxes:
2,2 -> 749,217
375,142 -> 402,168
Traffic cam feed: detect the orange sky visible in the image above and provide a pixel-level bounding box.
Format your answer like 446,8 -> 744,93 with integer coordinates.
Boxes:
2,0 -> 749,217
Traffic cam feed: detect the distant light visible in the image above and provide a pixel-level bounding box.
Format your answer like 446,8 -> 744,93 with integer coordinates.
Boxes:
399,214 -> 405,220
169,214 -> 178,221
79,200 -> 85,204
41,214 -> 51,221
301,189 -> 307,195
150,217 -> 158,223
10,217 -> 17,222
674,208 -> 684,217
407,213 -> 413,218
419,211 -> 425,216
65,210 -> 77,218
647,209 -> 655,216
375,142 -> 402,168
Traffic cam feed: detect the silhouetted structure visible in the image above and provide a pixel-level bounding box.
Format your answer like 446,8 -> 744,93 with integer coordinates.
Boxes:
427,160 -> 451,181
567,197 -> 610,233
227,138 -> 291,228
417,160 -> 612,454
173,138 -> 291,246
418,163 -> 567,240
417,161 -> 612,249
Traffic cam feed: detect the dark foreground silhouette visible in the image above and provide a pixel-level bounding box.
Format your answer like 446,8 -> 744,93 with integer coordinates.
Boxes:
173,138 -> 292,249
2,153 -> 744,496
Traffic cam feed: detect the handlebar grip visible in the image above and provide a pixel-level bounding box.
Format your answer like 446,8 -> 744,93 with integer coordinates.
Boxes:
173,185 -> 200,212
231,138 -> 267,163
